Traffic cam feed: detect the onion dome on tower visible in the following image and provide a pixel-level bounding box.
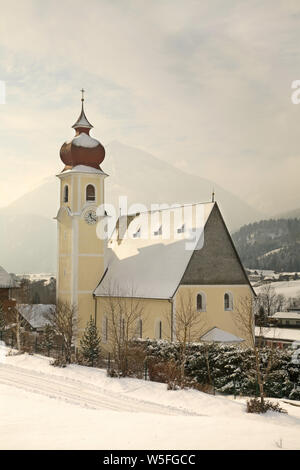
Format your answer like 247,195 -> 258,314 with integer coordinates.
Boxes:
60,89 -> 105,171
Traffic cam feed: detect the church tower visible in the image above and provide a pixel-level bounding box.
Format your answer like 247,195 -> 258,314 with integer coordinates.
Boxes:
56,91 -> 107,332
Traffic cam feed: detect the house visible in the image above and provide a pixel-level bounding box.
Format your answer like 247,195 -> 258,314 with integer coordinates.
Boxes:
272,310 -> 300,328
17,304 -> 55,333
56,94 -> 255,349
255,326 -> 300,349
0,266 -> 18,312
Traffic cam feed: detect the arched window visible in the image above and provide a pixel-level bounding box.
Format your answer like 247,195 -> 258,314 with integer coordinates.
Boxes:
86,184 -> 96,202
196,292 -> 206,312
63,185 -> 69,203
224,292 -> 233,311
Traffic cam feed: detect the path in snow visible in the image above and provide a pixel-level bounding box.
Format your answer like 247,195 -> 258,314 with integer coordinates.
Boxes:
0,363 -> 200,417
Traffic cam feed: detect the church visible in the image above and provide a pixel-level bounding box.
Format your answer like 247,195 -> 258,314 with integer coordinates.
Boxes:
56,94 -> 254,349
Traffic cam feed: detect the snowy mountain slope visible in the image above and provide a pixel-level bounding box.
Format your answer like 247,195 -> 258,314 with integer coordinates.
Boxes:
0,347 -> 300,450
0,142 -> 263,273
233,218 -> 300,272
255,279 -> 300,299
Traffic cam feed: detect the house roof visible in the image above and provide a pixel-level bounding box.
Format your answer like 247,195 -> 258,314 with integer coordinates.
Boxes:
200,327 -> 244,343
273,311 -> 300,320
255,326 -> 300,342
0,266 -> 18,288
94,202 -> 215,299
17,304 -> 55,329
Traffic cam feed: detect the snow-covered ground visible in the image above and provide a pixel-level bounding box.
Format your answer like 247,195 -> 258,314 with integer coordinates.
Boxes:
0,345 -> 300,450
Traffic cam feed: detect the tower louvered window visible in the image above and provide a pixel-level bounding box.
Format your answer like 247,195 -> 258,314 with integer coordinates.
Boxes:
86,184 -> 96,202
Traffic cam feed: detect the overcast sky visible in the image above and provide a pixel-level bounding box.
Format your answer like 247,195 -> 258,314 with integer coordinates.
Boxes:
0,0 -> 300,215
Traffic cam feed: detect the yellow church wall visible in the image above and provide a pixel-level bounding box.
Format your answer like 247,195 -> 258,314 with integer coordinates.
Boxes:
58,256 -> 72,292
89,284 -> 253,353
58,209 -> 72,255
77,256 -> 104,292
79,175 -> 103,209
57,199 -> 73,304
95,296 -> 172,352
78,218 -> 104,254
60,174 -> 78,212
59,173 -> 103,214
77,292 -> 97,330
174,284 -> 253,346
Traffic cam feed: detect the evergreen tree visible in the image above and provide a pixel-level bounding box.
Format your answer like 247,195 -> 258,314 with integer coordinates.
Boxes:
41,324 -> 55,356
80,316 -> 101,366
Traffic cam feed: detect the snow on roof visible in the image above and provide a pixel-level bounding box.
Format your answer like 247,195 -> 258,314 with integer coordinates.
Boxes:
0,266 -> 18,288
57,165 -> 107,176
255,326 -> 300,342
94,202 -> 214,299
200,327 -> 244,343
72,106 -> 93,129
273,311 -> 300,320
71,133 -> 100,149
17,304 -> 55,329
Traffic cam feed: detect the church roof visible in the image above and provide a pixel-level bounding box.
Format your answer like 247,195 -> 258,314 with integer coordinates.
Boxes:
60,92 -> 105,171
200,327 -> 244,343
94,202 -> 215,299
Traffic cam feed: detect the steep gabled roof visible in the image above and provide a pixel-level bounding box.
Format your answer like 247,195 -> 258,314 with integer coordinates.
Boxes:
94,202 -> 214,299
179,203 -> 256,296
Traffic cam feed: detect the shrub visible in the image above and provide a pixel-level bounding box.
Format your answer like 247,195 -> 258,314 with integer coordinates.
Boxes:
50,357 -> 67,368
246,398 -> 287,414
107,368 -> 121,378
288,387 -> 300,401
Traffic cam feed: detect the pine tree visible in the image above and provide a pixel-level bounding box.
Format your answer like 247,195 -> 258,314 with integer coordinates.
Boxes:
80,316 -> 101,366
41,324 -> 55,356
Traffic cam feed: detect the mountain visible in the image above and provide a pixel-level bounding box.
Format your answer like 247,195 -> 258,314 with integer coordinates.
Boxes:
0,210 -> 56,273
232,218 -> 300,272
0,141 -> 263,273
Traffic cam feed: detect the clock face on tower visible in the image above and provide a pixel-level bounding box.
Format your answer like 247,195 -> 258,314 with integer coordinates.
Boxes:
84,209 -> 97,225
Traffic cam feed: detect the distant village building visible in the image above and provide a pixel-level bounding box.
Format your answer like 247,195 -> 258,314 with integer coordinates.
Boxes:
255,306 -> 300,347
255,326 -> 300,349
272,310 -> 300,328
56,94 -> 255,348
0,266 -> 18,312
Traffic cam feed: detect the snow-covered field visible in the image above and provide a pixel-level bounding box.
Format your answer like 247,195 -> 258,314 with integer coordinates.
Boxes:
0,345 -> 300,450
255,279 -> 300,298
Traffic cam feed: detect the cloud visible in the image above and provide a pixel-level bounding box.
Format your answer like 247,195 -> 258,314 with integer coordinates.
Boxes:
0,0 -> 300,214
